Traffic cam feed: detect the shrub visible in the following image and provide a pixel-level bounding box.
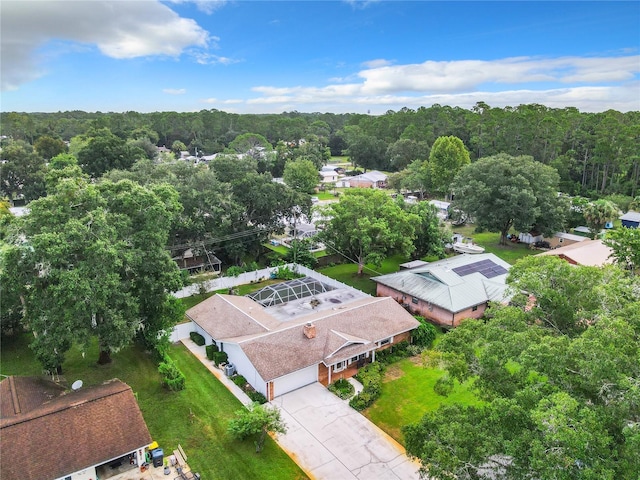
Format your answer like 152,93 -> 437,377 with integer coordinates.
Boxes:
205,343 -> 219,360
158,356 -> 186,391
328,378 -> 355,399
350,362 -> 385,411
375,341 -> 411,365
190,331 -> 205,346
226,266 -> 244,277
212,351 -> 228,366
247,391 -> 268,404
413,317 -> 438,348
232,375 -> 248,388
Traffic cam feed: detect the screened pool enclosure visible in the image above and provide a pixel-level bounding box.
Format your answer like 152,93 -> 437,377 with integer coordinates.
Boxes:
247,277 -> 335,307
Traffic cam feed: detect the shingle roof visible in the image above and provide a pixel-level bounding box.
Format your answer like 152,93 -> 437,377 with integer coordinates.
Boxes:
537,239 -> 614,266
191,295 -> 419,381
554,232 -> 588,242
0,378 -> 152,480
372,253 -> 511,313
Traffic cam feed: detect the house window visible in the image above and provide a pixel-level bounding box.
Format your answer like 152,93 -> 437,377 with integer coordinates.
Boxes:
411,297 -> 419,304
472,305 -> 478,311
334,361 -> 346,372
351,356 -> 358,363
379,337 -> 391,346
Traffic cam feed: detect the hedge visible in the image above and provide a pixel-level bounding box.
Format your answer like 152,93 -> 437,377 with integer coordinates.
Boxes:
190,331 -> 205,346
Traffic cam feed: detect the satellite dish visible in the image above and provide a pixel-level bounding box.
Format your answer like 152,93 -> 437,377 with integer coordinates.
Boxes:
71,380 -> 83,391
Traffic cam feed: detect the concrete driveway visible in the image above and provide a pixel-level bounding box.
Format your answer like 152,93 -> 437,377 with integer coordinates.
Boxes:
270,383 -> 420,480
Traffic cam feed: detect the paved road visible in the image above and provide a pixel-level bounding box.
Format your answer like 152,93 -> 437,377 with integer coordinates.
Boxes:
270,383 -> 421,480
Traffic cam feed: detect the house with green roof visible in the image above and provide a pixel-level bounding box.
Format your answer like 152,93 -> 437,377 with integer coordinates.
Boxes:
372,253 -> 511,328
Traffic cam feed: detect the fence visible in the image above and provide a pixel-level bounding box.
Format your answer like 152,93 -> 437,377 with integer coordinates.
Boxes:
169,263 -> 368,340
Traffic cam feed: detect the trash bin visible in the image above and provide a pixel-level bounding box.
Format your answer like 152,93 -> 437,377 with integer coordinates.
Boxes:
152,448 -> 164,467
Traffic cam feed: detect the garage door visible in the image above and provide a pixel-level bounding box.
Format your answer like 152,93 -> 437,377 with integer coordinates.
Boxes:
273,365 -> 318,397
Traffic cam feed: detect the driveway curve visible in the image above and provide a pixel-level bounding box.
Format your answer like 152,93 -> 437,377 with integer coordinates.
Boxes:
270,383 -> 420,480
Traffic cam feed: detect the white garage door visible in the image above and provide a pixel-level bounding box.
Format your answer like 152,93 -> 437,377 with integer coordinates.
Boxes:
273,365 -> 318,397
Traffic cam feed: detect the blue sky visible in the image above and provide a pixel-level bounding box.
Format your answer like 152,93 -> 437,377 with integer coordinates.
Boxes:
2,1 -> 639,114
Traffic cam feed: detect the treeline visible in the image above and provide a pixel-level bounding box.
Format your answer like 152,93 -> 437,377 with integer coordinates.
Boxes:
1,102 -> 639,196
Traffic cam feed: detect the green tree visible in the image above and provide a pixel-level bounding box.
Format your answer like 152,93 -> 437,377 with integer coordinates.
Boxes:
4,179 -> 184,369
228,132 -> 273,155
171,140 -> 188,157
429,135 -> 470,198
583,199 -> 620,238
386,138 -> 429,171
34,135 -> 67,160
451,154 -> 565,245
0,140 -> 47,203
404,257 -> 640,480
404,200 -> 448,259
283,239 -> 318,269
228,402 -> 287,453
283,159 -> 319,194
318,189 -> 418,275
603,226 -> 640,274
77,128 -> 146,177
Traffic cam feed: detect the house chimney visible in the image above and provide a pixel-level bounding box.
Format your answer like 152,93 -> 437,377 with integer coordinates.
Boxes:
303,322 -> 316,339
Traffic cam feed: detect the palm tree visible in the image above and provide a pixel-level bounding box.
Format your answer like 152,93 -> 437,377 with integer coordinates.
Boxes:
583,199 -> 620,238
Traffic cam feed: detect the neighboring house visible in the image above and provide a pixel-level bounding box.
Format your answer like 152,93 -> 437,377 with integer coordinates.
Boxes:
348,170 -> 387,189
289,222 -> 318,239
172,248 -> 222,274
545,231 -> 589,249
620,210 -> 640,228
429,200 -> 450,220
537,239 -> 614,267
517,231 -> 543,245
372,253 -> 511,329
186,277 -> 419,400
0,377 -> 152,480
572,226 -> 592,237
319,170 -> 339,183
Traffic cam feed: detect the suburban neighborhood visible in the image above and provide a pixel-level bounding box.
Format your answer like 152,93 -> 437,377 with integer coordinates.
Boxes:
1,1 -> 639,477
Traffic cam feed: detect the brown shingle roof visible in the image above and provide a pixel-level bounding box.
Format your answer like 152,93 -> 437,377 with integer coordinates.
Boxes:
537,239 -> 614,266
0,378 -> 152,480
213,296 -> 419,381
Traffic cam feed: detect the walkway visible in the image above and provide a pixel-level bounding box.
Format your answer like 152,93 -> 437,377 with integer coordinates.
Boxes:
180,339 -> 420,480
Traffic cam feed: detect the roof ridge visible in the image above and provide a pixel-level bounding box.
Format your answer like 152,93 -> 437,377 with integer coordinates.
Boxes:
1,381 -> 130,430
221,295 -> 271,332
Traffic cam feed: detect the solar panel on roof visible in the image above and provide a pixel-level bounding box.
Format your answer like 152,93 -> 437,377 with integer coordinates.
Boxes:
452,259 -> 507,279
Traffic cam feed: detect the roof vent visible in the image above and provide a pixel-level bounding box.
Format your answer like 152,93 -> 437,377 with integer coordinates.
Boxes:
303,323 -> 316,339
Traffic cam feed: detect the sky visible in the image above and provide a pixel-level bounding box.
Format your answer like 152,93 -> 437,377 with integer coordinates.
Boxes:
1,0 -> 639,114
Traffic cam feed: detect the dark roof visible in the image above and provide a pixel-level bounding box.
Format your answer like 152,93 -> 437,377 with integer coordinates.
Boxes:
0,378 -> 152,480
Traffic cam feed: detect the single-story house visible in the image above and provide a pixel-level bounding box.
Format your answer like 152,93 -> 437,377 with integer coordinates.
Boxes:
319,170 -> 339,183
537,239 -> 614,267
620,210 -> 640,228
545,231 -> 589,249
172,248 -> 222,274
348,170 -> 387,189
428,200 -> 450,220
0,377 -> 152,480
186,277 -> 419,400
372,253 -> 511,329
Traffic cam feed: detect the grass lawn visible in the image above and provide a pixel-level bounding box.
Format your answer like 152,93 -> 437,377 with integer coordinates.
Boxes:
318,254 -> 408,294
0,334 -> 307,480
452,225 -> 536,265
364,356 -> 482,443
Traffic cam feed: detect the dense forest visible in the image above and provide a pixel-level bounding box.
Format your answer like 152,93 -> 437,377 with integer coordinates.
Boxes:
2,103 -> 639,197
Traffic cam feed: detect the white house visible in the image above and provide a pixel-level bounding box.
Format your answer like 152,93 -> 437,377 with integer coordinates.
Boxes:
186,276 -> 419,400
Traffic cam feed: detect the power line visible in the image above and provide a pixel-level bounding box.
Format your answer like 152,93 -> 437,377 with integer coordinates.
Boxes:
168,227 -> 267,251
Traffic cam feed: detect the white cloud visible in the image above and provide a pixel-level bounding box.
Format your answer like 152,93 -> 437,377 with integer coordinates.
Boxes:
168,0 -> 228,14
240,55 -> 640,113
191,52 -> 241,65
1,0 -> 210,90
163,88 -> 187,95
361,59 -> 393,68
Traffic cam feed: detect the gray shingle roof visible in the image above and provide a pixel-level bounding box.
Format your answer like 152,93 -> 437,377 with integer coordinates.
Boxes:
620,210 -> 640,222
372,253 -> 511,313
